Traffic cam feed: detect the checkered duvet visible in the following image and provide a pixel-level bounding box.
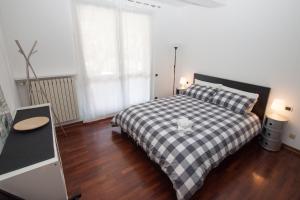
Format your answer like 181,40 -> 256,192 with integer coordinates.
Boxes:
112,95 -> 261,200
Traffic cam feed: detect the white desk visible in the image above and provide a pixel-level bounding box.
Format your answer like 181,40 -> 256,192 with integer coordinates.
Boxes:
0,104 -> 68,200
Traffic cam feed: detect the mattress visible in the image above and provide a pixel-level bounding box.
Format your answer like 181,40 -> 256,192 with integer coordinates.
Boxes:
112,95 -> 261,200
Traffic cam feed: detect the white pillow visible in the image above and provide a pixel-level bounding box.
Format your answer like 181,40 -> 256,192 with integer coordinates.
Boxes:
221,86 -> 259,112
194,80 -> 222,89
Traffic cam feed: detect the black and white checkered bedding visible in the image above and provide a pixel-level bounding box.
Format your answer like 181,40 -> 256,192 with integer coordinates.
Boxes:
112,95 -> 261,200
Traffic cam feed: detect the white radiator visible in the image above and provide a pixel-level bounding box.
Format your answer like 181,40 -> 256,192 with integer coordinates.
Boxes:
16,76 -> 80,124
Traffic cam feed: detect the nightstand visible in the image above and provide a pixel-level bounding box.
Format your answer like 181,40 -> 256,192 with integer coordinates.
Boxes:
259,113 -> 288,151
176,88 -> 186,95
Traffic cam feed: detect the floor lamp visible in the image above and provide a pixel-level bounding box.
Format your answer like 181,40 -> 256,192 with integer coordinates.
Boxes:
15,40 -> 67,136
173,46 -> 178,95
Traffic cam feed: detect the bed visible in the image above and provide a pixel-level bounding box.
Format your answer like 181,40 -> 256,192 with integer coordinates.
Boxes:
112,73 -> 270,200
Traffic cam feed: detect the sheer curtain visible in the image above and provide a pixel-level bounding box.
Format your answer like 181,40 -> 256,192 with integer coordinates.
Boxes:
73,0 -> 152,122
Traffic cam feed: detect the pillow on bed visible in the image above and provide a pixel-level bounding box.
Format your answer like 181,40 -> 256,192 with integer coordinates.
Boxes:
210,89 -> 256,114
221,86 -> 259,112
194,79 -> 222,89
184,84 -> 217,102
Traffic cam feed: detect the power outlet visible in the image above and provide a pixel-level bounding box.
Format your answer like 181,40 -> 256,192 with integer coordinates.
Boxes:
289,133 -> 296,140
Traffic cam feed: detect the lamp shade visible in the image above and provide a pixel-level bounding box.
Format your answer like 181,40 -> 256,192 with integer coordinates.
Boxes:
179,77 -> 187,89
271,99 -> 285,112
179,77 -> 187,85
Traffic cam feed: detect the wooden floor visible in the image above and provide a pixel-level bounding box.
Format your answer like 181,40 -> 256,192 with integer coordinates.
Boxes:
57,119 -> 300,200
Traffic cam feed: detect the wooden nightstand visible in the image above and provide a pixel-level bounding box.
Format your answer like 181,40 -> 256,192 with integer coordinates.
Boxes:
259,113 -> 288,151
176,88 -> 187,95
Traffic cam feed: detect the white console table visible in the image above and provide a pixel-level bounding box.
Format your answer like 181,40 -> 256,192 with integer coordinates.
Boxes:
0,104 -> 68,200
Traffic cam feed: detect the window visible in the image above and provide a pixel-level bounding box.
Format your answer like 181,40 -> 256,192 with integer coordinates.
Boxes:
76,3 -> 151,121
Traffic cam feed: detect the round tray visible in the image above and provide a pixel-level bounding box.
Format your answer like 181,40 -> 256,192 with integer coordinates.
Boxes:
13,116 -> 50,131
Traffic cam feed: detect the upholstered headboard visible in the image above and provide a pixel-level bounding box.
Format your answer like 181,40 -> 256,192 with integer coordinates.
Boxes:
194,73 -> 271,122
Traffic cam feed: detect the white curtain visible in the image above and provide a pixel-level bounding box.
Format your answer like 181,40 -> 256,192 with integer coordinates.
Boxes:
73,0 -> 152,121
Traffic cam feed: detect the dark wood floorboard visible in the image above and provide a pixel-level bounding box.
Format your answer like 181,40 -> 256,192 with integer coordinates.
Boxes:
57,119 -> 300,200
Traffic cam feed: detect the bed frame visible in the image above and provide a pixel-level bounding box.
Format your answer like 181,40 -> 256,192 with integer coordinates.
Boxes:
194,73 -> 271,122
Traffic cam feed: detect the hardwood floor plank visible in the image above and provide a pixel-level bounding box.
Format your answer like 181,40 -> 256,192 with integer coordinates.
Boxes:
57,120 -> 300,200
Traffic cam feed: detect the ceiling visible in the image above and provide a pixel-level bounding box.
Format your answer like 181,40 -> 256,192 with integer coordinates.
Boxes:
151,0 -> 226,7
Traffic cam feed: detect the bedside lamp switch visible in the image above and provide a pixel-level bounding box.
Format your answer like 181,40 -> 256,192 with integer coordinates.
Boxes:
285,106 -> 293,112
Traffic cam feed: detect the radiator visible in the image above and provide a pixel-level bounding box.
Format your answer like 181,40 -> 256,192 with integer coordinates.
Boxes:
16,76 -> 80,124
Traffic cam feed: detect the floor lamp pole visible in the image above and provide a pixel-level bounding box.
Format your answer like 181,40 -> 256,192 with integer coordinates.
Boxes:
173,46 -> 178,95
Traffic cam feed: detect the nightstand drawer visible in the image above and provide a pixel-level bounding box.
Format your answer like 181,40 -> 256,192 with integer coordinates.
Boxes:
264,118 -> 284,130
262,128 -> 281,141
259,136 -> 281,151
260,114 -> 287,152
176,88 -> 187,95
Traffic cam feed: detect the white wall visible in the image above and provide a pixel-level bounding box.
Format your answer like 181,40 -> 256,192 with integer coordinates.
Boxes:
0,26 -> 20,115
153,0 -> 300,149
0,24 -> 20,152
0,0 -> 76,152
0,0 -> 77,79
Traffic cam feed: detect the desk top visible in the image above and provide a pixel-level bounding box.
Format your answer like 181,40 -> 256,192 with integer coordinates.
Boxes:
0,104 -> 57,180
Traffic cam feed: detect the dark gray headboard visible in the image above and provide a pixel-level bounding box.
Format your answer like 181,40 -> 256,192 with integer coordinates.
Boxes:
194,73 -> 271,122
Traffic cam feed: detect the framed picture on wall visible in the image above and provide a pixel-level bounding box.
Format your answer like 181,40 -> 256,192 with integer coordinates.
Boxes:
0,86 -> 12,147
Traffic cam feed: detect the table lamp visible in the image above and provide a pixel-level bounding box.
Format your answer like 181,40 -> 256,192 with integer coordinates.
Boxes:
270,99 -> 286,119
179,77 -> 187,89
